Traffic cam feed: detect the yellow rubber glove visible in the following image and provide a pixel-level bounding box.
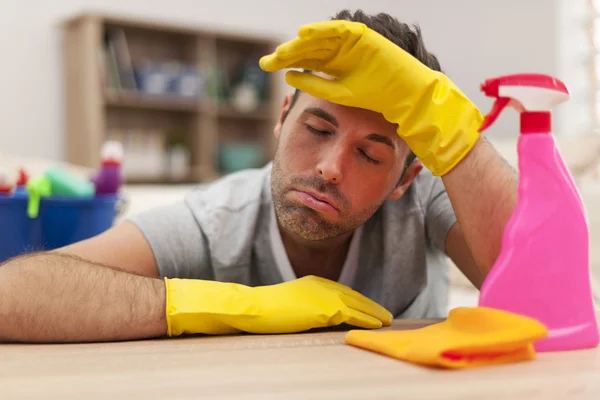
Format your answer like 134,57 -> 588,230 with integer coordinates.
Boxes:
259,20 -> 483,176
345,307 -> 548,369
164,275 -> 393,336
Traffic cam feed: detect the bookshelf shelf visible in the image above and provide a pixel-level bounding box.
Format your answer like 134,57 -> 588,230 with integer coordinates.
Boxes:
124,174 -> 199,185
104,90 -> 200,112
216,105 -> 274,120
62,13 -> 282,185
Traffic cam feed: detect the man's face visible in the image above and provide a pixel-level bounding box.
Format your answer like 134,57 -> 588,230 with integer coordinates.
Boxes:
271,92 -> 417,241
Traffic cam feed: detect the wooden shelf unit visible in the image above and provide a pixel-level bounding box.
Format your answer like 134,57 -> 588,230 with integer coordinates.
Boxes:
62,13 -> 283,184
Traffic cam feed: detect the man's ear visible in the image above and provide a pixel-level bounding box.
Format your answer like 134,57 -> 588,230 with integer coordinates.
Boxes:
273,93 -> 294,140
388,160 -> 423,201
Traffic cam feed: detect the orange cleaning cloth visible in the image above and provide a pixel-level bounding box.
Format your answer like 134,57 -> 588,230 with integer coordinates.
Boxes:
345,307 -> 548,369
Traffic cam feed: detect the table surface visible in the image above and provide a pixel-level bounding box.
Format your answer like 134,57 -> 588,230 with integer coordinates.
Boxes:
1,319 -> 599,400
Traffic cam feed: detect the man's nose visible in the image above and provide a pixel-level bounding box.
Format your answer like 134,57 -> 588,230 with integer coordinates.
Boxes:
316,145 -> 345,184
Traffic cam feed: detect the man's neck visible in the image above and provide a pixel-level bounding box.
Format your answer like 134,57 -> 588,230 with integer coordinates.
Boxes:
278,223 -> 354,282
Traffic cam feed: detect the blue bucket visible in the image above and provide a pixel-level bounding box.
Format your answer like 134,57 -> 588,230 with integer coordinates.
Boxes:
0,194 -> 120,263
0,195 -> 33,261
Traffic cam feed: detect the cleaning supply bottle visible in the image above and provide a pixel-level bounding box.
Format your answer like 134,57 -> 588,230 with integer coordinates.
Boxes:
91,141 -> 124,195
25,167 -> 94,218
478,73 -> 599,352
45,166 -> 95,198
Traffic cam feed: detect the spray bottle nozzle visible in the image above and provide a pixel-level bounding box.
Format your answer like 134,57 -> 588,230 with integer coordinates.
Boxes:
479,97 -> 511,133
480,79 -> 501,98
478,73 -> 570,134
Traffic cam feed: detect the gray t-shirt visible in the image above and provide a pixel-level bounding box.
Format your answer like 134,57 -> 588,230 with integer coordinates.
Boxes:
129,162 -> 457,319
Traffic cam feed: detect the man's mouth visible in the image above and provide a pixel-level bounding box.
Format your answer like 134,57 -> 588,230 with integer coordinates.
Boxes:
289,189 -> 339,214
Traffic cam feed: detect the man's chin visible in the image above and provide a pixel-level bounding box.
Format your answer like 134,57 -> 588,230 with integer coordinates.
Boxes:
278,206 -> 331,234
286,204 -> 336,224
278,207 -> 341,241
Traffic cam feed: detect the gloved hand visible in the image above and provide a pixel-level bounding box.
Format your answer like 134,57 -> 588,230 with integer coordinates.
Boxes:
345,307 -> 548,369
164,275 -> 393,336
259,20 -> 483,176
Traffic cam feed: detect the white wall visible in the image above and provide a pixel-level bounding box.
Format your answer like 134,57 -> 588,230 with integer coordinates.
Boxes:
0,0 -> 585,161
555,0 -> 593,139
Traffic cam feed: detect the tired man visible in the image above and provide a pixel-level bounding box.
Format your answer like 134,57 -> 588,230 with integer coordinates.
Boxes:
0,10 -> 517,343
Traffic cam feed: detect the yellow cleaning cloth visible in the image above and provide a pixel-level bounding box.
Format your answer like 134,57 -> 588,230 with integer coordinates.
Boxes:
345,307 -> 548,369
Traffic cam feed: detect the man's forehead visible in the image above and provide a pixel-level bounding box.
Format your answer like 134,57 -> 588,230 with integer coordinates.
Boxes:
291,71 -> 404,142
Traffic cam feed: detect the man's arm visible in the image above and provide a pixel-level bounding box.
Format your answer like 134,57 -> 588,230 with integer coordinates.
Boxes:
54,220 -> 160,278
442,137 -> 518,288
0,251 -> 166,343
0,221 -> 166,343
0,194 -> 216,343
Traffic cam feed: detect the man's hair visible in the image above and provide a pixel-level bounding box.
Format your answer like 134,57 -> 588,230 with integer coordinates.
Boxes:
282,9 -> 444,180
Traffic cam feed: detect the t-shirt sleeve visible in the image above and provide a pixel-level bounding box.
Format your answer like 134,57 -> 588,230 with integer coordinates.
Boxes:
424,175 -> 457,253
127,200 -> 212,280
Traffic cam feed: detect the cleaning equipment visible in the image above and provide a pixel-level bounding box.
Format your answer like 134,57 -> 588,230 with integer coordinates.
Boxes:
46,166 -> 95,198
0,164 -> 120,262
91,141 -> 124,195
0,197 -> 31,263
164,275 -> 393,336
29,195 -> 119,250
26,167 -> 94,218
0,193 -> 120,262
477,73 -> 600,352
26,175 -> 53,218
345,307 -> 548,369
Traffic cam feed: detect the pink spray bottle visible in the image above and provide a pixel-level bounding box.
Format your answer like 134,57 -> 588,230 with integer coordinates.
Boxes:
478,73 -> 599,352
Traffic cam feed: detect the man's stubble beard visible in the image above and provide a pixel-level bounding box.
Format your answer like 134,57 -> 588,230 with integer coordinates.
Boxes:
270,150 -> 385,241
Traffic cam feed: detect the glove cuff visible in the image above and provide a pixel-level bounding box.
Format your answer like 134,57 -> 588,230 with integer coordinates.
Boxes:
388,76 -> 483,176
418,113 -> 482,176
164,277 -> 173,336
164,278 -> 251,336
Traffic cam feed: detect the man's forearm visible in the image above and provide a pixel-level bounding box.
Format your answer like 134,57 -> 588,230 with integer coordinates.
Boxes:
0,252 -> 167,343
442,137 -> 518,277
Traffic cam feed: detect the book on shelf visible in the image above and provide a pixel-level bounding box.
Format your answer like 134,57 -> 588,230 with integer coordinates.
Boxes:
100,28 -> 207,101
101,28 -> 135,91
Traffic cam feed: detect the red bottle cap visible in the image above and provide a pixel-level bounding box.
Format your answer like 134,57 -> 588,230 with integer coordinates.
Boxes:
479,73 -> 570,134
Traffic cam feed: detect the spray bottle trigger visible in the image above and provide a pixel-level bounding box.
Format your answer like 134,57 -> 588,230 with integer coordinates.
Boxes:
479,97 -> 511,133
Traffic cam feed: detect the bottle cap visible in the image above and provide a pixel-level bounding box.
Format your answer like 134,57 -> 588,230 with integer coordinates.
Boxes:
101,141 -> 124,166
478,73 -> 570,134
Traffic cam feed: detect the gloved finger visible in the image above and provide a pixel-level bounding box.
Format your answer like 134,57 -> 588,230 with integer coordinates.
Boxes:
273,37 -> 340,60
285,70 -> 349,102
298,20 -> 363,40
260,50 -> 334,72
341,293 -> 393,326
342,307 -> 384,329
305,275 -> 393,325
